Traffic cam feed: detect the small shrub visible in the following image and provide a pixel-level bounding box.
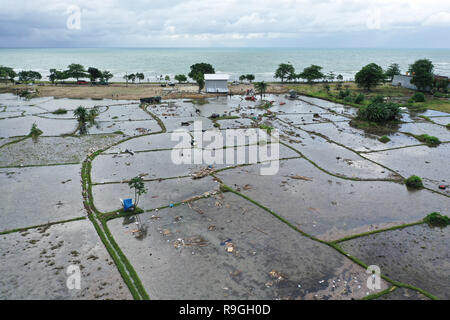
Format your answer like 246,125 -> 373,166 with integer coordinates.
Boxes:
446,123 -> 450,130
213,122 -> 220,128
378,136 -> 390,143
423,212 -> 450,228
412,92 -> 425,102
113,130 -> 124,135
371,95 -> 385,103
354,93 -> 365,104
52,108 -> 67,115
338,89 -> 351,99
29,123 -> 43,138
405,175 -> 423,189
357,101 -> 401,123
259,124 -> 273,134
344,95 -> 354,103
415,134 -> 441,147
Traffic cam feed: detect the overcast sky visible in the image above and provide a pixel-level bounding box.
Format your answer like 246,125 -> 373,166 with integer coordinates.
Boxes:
1,0 -> 449,48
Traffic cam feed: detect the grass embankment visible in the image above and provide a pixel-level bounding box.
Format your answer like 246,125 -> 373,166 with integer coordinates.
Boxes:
287,82 -> 450,113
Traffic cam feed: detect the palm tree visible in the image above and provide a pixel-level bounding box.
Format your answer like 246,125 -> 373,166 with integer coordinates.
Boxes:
254,81 -> 268,101
123,74 -> 128,87
74,106 -> 88,134
74,106 -> 87,123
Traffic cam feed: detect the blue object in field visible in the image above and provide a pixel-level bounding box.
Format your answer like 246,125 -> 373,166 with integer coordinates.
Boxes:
123,198 -> 134,211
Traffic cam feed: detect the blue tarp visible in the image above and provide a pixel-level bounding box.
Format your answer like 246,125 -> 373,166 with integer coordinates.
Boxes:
123,198 -> 134,211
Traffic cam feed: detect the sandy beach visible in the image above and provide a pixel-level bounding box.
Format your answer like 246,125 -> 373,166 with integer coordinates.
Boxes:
0,82 -> 290,100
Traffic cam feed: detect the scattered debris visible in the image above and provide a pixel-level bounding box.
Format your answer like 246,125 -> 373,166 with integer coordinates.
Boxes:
269,270 -> 285,280
286,175 -> 313,181
136,128 -> 150,134
191,166 -> 215,179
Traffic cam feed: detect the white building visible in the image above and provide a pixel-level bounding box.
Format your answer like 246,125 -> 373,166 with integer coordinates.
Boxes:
204,74 -> 230,93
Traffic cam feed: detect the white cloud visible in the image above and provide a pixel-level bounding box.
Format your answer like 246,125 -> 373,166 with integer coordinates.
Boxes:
0,0 -> 449,47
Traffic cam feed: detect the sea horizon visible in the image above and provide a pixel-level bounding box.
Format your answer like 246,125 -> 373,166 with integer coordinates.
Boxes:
1,47 -> 449,82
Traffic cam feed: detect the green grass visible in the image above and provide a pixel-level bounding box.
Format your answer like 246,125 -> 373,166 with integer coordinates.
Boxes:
212,115 -> 240,120
190,99 -> 209,105
423,212 -> 450,228
0,217 -> 86,235
405,175 -> 424,189
29,123 -> 43,139
349,119 -> 400,136
414,134 -> 441,147
259,124 -> 273,134
287,82 -> 450,113
52,108 -> 67,114
378,135 -> 391,143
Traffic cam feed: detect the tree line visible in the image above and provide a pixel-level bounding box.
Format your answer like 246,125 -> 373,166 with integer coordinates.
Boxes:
1,59 -> 446,93
274,59 -> 446,93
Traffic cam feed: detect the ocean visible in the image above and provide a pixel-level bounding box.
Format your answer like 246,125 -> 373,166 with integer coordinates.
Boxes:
1,48 -> 449,82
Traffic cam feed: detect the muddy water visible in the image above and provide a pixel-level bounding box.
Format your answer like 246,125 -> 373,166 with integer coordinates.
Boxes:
272,119 -> 397,180
365,143 -> 450,194
216,158 -> 449,241
92,176 -> 220,213
0,164 -> 84,231
0,219 -> 132,299
107,192 -> 387,299
297,121 -> 421,152
0,135 -> 123,167
0,116 -> 78,138
340,224 -> 450,299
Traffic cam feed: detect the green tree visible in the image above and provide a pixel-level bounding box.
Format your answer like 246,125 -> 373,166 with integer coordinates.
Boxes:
300,65 -> 325,84
188,63 -> 214,92
74,106 -> 88,123
87,67 -> 102,84
246,74 -> 255,83
165,75 -> 170,82
274,63 -> 295,83
385,63 -> 401,81
48,69 -> 58,84
239,75 -> 246,82
175,74 -> 187,83
355,63 -> 385,91
123,74 -> 129,86
326,72 -> 336,82
136,72 -> 145,83
128,74 -> 136,84
0,66 -> 17,82
101,70 -> 113,83
128,176 -> 147,208
336,74 -> 344,81
254,81 -> 268,101
409,59 -> 434,92
18,71 -> 42,83
188,63 -> 215,79
66,63 -> 87,81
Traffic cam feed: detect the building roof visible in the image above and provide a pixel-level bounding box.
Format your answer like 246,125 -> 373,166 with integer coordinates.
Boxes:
204,74 -> 230,81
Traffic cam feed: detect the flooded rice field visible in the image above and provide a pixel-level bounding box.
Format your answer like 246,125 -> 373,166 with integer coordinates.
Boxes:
0,92 -> 448,300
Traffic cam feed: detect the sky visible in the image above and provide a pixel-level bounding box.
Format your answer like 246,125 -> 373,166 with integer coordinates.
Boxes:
0,0 -> 449,48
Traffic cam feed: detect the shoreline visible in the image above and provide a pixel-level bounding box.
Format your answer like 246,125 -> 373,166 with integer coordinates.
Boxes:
0,82 -> 289,100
